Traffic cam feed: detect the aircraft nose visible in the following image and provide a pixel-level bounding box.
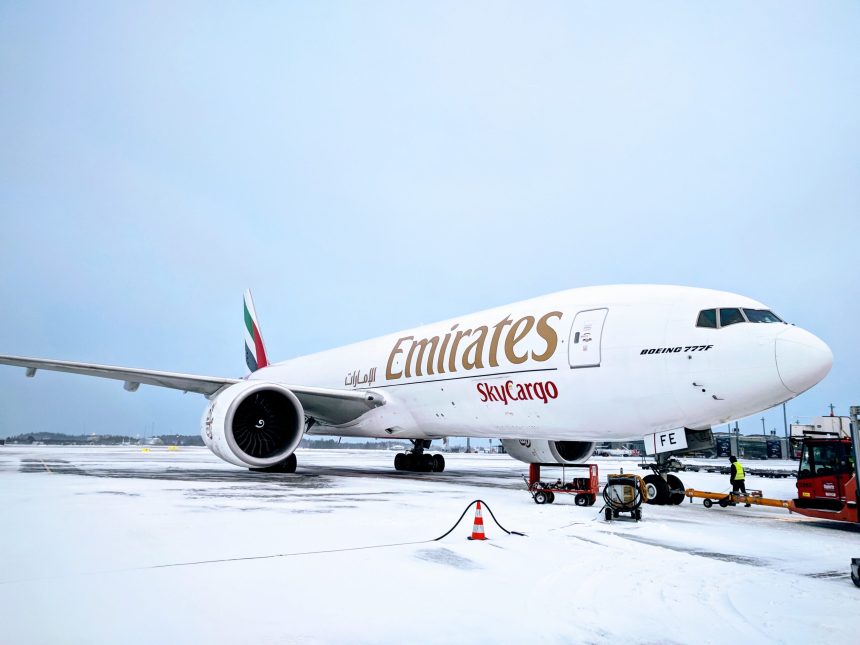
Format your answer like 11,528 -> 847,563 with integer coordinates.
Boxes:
775,327 -> 833,394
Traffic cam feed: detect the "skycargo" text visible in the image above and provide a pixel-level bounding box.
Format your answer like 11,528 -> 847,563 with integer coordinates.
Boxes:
476,379 -> 559,405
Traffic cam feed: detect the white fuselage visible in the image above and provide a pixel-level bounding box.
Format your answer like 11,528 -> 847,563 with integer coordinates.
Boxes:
248,285 -> 832,444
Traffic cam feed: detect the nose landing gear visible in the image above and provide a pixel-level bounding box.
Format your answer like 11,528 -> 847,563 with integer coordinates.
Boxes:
642,458 -> 686,505
394,440 -> 446,473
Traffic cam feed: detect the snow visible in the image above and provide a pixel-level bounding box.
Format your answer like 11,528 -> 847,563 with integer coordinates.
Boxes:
0,446 -> 857,644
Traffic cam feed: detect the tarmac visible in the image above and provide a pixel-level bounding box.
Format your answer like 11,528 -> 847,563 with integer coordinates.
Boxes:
1,445 -> 858,644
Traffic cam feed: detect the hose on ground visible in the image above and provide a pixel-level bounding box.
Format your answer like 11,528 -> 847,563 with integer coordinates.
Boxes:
80,499 -> 527,576
433,499 -> 526,541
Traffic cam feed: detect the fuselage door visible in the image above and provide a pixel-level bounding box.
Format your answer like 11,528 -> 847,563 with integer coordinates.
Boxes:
568,308 -> 608,368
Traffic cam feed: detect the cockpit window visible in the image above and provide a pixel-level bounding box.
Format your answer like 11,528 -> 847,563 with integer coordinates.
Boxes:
719,308 -> 745,327
743,309 -> 783,323
696,309 -> 717,328
697,307 -> 786,328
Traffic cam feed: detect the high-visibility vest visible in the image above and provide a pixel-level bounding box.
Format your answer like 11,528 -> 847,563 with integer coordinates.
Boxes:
734,462 -> 745,480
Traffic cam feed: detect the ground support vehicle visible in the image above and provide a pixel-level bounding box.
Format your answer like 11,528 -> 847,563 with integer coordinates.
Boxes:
790,412 -> 860,588
524,463 -> 599,506
685,488 -> 791,509
791,432 -> 858,524
602,473 -> 647,521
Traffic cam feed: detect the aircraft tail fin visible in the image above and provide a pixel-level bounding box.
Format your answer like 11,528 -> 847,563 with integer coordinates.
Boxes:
243,289 -> 269,372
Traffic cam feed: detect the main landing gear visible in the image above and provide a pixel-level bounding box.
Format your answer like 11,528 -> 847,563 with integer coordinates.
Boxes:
249,453 -> 298,473
394,440 -> 446,473
642,458 -> 686,506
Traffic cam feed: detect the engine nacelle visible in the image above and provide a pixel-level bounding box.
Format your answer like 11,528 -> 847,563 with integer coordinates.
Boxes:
201,381 -> 305,468
501,439 -> 596,464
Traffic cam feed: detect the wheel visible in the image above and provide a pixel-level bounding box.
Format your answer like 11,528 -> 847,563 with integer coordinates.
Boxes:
421,454 -> 435,472
394,453 -> 405,471
613,510 -> 620,518
534,491 -> 548,504
604,508 -> 612,521
718,497 -> 730,508
432,454 -> 445,473
703,498 -> 713,508
588,495 -> 597,507
633,508 -> 642,521
665,474 -> 686,505
546,491 -> 555,504
249,453 -> 297,473
643,474 -> 670,505
852,569 -> 860,589
282,453 -> 297,473
575,494 -> 588,507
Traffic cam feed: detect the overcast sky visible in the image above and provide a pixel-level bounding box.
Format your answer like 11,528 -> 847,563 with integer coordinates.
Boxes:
1,2 -> 858,440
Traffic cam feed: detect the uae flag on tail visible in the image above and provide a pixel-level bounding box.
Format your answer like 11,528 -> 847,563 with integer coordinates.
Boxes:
244,289 -> 269,373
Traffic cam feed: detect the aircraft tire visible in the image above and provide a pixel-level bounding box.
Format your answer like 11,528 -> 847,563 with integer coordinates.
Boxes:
643,474 -> 670,505
394,453 -> 405,471
666,474 -> 686,505
249,452 -> 297,473
432,454 -> 445,473
282,453 -> 297,473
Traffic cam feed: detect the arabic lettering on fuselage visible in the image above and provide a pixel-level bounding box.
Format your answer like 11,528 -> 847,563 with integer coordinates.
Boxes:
385,311 -> 563,381
344,367 -> 377,388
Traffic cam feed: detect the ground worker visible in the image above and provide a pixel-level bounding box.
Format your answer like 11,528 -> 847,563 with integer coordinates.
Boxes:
729,456 -> 751,507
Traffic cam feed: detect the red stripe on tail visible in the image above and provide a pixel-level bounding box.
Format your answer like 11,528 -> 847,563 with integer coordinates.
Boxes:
252,322 -> 268,369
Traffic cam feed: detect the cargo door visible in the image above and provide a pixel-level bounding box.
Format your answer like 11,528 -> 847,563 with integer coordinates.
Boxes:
568,308 -> 608,368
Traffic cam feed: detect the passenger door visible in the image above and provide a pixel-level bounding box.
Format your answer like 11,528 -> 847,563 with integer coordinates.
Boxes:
568,308 -> 608,368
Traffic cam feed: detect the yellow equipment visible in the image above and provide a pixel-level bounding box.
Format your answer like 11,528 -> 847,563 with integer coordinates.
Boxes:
685,488 -> 791,509
603,473 -> 649,521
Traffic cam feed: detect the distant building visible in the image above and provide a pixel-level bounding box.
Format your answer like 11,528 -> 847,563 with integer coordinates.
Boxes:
712,432 -> 788,459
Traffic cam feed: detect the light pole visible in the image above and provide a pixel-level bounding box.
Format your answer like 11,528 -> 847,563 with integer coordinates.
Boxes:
782,402 -> 788,439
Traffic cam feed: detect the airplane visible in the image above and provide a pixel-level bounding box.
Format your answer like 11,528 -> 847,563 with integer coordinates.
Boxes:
0,285 -> 832,504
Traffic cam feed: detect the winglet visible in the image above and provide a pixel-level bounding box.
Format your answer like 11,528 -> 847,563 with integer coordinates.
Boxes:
243,289 -> 269,372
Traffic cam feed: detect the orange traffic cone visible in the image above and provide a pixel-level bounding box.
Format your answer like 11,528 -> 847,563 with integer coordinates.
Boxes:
468,501 -> 487,540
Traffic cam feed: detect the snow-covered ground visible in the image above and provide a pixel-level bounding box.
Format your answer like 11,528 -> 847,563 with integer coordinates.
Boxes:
0,446 -> 857,644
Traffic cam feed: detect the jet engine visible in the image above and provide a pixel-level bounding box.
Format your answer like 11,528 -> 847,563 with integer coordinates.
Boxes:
201,381 -> 305,469
501,439 -> 596,464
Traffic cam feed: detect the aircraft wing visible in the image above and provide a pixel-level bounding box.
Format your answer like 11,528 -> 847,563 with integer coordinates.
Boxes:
0,355 -> 237,395
0,355 -> 385,426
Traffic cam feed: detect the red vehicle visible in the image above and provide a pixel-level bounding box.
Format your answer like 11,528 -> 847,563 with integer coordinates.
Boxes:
524,463 -> 599,506
791,436 -> 858,523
